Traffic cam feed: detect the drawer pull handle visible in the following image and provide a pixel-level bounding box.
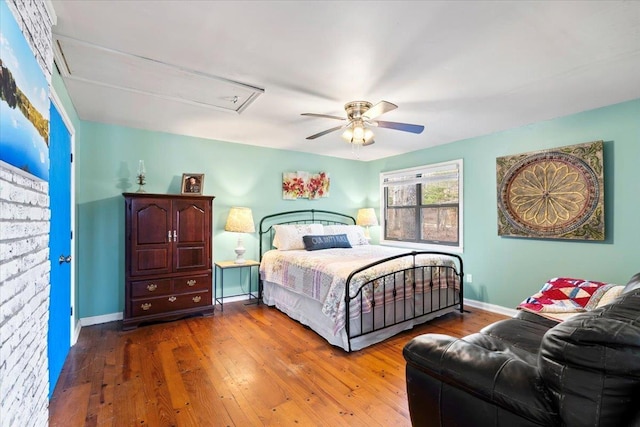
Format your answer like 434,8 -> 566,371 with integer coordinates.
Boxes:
168,296 -> 177,303
141,303 -> 152,311
187,279 -> 196,287
192,296 -> 201,303
147,283 -> 157,292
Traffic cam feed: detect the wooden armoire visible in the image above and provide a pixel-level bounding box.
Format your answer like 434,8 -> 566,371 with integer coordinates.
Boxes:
123,193 -> 215,329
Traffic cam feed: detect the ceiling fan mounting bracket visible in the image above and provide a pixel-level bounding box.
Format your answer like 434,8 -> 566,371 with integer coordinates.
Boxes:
344,101 -> 373,120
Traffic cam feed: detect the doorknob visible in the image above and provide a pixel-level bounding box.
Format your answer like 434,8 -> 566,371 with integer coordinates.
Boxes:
58,254 -> 71,264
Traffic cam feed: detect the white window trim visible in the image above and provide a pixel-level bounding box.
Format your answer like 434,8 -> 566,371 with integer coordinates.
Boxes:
379,159 -> 463,253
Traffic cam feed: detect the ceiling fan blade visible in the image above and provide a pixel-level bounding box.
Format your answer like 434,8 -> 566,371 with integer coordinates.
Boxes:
306,124 -> 345,140
374,120 -> 425,134
301,113 -> 346,121
362,101 -> 397,120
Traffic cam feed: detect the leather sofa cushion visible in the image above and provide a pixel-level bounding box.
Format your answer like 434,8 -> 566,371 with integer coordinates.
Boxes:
404,333 -> 559,425
539,289 -> 640,426
471,317 -> 551,365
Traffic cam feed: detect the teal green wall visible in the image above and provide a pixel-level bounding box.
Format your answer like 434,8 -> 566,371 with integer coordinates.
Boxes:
55,69 -> 639,317
370,99 -> 640,308
53,72 -> 371,317
75,127 -> 371,317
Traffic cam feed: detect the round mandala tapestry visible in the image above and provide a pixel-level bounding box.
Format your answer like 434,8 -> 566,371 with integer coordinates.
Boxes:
498,151 -> 600,237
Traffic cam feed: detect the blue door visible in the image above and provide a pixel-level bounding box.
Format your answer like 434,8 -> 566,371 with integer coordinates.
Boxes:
48,101 -> 72,397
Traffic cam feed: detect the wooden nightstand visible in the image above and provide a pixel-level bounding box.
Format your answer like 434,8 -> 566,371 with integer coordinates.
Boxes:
214,260 -> 260,311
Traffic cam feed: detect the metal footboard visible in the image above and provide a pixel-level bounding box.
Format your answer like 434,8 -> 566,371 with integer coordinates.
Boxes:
343,251 -> 464,352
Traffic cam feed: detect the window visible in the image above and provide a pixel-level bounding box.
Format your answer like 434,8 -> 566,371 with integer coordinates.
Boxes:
380,159 -> 463,252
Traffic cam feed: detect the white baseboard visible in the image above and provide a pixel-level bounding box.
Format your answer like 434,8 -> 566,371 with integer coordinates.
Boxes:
77,295 -> 254,327
218,294 -> 253,304
80,312 -> 123,327
77,296 -> 513,328
72,320 -> 81,345
464,298 -> 518,317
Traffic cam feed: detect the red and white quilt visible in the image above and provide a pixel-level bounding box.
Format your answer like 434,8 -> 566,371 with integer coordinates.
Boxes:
518,277 -> 617,315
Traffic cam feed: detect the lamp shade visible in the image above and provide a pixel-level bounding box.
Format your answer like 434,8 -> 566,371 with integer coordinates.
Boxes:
224,207 -> 255,233
356,208 -> 378,227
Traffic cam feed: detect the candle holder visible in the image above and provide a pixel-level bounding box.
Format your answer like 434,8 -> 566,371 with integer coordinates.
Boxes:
136,172 -> 146,193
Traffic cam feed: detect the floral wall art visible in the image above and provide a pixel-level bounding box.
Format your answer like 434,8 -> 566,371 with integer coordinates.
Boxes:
496,140 -> 604,240
282,171 -> 330,200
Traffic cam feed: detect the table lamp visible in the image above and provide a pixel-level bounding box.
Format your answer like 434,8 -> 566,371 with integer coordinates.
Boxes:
356,208 -> 378,240
224,207 -> 255,264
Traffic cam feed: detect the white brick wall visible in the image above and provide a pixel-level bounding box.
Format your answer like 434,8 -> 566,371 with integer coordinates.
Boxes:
0,166 -> 51,427
0,1 -> 54,427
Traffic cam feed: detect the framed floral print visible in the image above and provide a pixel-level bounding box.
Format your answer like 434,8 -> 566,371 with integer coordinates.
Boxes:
282,171 -> 330,200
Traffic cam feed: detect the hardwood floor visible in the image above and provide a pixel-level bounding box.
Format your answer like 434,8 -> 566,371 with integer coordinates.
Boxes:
49,302 -> 506,427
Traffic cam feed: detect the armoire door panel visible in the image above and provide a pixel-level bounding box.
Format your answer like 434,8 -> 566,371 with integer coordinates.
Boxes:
136,248 -> 171,273
175,246 -> 206,271
135,202 -> 171,245
174,201 -> 208,243
129,198 -> 173,276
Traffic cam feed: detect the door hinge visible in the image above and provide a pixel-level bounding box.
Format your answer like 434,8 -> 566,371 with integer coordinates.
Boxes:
70,153 -> 73,163
70,307 -> 73,316
70,230 -> 73,240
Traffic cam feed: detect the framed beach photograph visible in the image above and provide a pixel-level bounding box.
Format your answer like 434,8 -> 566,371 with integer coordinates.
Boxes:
181,173 -> 204,195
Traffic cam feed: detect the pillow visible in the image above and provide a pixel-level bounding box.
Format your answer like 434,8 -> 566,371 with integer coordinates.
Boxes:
324,225 -> 369,246
595,285 -> 624,308
302,234 -> 352,251
273,224 -> 324,250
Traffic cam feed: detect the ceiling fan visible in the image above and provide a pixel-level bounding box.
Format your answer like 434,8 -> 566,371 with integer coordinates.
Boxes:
301,100 -> 424,146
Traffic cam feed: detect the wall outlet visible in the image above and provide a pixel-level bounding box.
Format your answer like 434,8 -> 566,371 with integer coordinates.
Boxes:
467,274 -> 473,283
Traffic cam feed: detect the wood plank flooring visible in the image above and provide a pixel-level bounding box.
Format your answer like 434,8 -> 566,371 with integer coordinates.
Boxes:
49,302 -> 506,427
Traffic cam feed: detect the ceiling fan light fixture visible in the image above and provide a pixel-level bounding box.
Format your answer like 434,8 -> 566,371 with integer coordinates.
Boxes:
342,127 -> 354,142
342,121 -> 374,145
363,128 -> 374,143
353,123 -> 365,140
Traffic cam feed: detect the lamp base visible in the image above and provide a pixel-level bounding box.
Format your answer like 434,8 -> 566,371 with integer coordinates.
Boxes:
363,226 -> 371,240
234,238 -> 246,264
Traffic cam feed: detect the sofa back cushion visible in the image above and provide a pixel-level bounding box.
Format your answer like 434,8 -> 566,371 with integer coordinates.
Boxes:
623,272 -> 640,293
538,289 -> 640,426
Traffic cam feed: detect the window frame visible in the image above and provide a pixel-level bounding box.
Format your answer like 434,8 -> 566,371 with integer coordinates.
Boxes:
379,159 -> 463,253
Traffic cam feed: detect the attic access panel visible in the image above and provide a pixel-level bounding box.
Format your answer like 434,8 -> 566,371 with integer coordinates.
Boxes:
53,35 -> 264,114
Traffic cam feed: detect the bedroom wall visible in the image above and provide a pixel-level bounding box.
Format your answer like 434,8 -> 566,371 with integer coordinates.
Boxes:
55,55 -> 638,321
54,83 -> 371,320
369,98 -> 640,309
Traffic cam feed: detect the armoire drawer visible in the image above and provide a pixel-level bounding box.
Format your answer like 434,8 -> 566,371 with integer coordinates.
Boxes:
130,291 -> 212,317
173,274 -> 211,292
130,278 -> 172,297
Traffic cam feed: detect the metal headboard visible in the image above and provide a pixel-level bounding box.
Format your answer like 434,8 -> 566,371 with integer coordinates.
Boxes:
259,209 -> 356,260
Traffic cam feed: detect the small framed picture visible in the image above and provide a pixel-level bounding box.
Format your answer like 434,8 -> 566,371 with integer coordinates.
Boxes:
181,173 -> 204,195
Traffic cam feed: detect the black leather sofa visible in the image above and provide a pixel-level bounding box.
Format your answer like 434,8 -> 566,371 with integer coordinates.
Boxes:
403,273 -> 640,427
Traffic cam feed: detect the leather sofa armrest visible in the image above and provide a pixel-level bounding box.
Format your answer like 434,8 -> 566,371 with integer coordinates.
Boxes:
404,334 -> 558,425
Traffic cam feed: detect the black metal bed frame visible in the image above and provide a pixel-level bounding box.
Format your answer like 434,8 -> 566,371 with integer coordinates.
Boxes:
259,209 -> 464,351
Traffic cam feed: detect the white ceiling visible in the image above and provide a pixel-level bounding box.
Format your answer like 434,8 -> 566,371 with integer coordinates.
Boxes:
50,1 -> 640,161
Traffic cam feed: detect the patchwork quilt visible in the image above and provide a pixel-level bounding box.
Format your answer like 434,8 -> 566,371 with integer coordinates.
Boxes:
517,277 -> 619,320
260,246 -> 458,334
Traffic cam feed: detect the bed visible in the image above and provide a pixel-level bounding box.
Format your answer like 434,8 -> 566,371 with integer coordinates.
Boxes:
258,209 -> 464,351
